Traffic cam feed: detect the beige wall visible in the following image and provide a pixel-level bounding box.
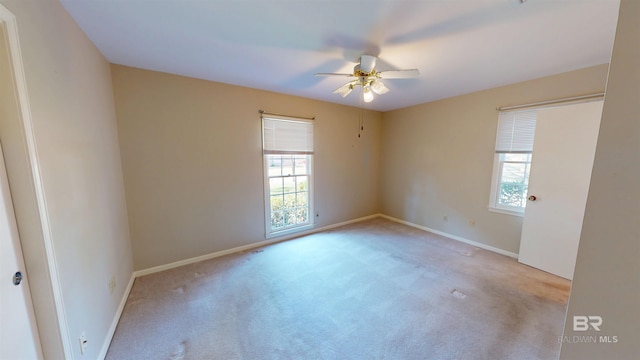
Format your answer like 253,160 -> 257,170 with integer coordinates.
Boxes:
0,1 -> 133,359
111,65 -> 381,270
380,65 -> 609,254
561,0 -> 639,358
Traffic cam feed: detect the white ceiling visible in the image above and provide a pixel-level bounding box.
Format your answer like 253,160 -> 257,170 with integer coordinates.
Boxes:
59,0 -> 620,112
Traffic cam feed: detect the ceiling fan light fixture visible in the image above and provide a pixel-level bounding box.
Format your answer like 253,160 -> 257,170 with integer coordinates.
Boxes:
371,80 -> 389,95
362,85 -> 374,103
334,82 -> 355,98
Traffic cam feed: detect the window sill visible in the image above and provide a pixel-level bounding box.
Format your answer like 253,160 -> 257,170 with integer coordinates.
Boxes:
487,206 -> 524,217
265,223 -> 314,239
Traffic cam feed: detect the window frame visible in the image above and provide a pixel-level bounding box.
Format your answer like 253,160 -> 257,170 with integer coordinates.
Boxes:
263,153 -> 314,238
488,152 -> 532,216
261,115 -> 314,238
488,109 -> 537,216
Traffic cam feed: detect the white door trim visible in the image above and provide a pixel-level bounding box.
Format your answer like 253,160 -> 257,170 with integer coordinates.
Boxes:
0,5 -> 72,359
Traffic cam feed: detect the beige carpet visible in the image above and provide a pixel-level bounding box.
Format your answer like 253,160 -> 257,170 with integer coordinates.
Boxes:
106,217 -> 570,360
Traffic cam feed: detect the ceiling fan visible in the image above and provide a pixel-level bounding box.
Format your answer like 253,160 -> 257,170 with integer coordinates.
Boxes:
315,55 -> 419,103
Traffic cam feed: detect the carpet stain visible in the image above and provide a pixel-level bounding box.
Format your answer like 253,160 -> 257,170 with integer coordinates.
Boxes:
460,248 -> 480,257
168,341 -> 187,360
451,289 -> 467,299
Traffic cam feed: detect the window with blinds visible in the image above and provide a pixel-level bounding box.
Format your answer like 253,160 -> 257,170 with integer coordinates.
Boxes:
262,117 -> 313,155
495,110 -> 537,153
489,109 -> 537,214
262,115 -> 314,236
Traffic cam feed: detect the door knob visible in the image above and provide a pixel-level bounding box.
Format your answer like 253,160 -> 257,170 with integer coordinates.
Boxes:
13,271 -> 22,286
528,195 -> 537,201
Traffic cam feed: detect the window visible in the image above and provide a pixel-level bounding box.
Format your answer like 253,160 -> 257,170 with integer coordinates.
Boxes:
494,153 -> 532,209
489,109 -> 537,215
262,115 -> 313,236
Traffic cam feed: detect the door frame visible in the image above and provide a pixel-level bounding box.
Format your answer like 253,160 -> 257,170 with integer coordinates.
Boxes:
0,5 -> 71,359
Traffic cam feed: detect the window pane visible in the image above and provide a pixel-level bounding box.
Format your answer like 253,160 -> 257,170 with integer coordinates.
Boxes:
269,178 -> 283,195
281,156 -> 294,176
296,191 -> 308,207
284,193 -> 296,207
271,211 -> 284,229
498,183 -> 527,208
503,153 -> 531,162
295,207 -> 308,223
267,155 -> 282,177
270,195 -> 283,212
296,176 -> 308,192
501,163 -> 527,183
294,156 -> 308,175
283,209 -> 293,226
283,177 -> 295,194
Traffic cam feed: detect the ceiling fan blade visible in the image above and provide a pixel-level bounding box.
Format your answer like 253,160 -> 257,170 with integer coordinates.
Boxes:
378,69 -> 420,79
360,55 -> 377,73
314,73 -> 354,77
370,80 -> 389,95
333,82 -> 355,98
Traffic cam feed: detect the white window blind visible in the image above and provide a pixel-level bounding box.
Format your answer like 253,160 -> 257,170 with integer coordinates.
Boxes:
262,116 -> 314,155
495,110 -> 537,153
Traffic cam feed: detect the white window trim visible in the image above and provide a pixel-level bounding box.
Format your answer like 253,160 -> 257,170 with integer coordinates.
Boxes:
261,114 -> 315,238
262,155 -> 314,239
488,153 -> 532,217
487,206 -> 524,217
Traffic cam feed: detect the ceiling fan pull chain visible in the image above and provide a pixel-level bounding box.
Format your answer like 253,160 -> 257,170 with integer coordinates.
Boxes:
358,95 -> 364,138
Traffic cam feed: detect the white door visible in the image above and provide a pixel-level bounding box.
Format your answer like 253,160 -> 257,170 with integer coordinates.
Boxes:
518,101 -> 603,280
0,143 -> 42,359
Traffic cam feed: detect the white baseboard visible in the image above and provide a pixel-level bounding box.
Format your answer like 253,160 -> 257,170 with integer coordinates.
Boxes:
379,214 -> 519,259
134,213 -> 382,278
98,273 -> 136,359
133,212 -> 517,278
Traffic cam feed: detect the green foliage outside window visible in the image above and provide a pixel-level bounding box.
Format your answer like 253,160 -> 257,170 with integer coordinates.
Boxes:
270,194 -> 308,229
499,182 -> 527,208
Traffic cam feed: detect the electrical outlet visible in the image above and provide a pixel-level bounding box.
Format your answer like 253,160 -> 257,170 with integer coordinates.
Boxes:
79,332 -> 87,355
108,275 -> 116,295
